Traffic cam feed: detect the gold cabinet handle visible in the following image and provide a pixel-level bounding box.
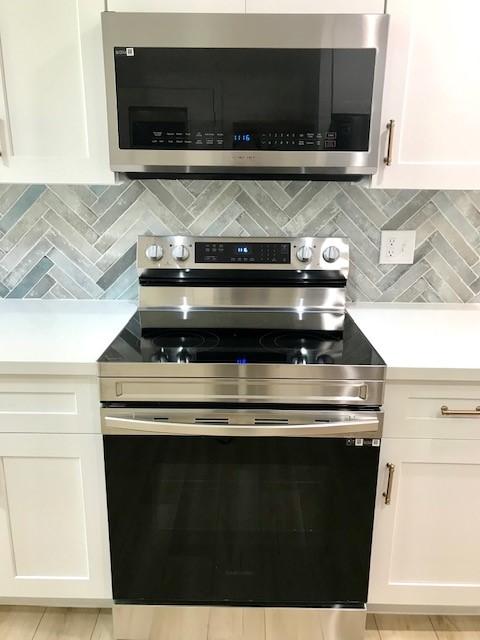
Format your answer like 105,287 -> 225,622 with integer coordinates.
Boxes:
440,405 -> 480,417
384,119 -> 395,166
382,463 -> 395,505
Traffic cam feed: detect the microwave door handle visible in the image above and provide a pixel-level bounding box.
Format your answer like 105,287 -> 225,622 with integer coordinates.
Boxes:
102,416 -> 380,437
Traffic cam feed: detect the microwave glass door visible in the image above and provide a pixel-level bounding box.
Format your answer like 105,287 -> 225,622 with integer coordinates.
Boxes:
113,48 -> 376,153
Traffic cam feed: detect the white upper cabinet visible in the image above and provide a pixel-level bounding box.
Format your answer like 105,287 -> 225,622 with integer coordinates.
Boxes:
107,1 -> 246,11
245,1 -> 384,12
0,1 -> 113,184
372,0 -> 480,189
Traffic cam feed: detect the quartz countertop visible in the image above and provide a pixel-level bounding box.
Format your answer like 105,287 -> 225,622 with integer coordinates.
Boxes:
0,300 -> 136,375
0,299 -> 479,381
348,302 -> 480,381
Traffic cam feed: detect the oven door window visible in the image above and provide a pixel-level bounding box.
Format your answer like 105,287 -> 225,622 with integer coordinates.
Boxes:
104,436 -> 379,607
114,48 -> 376,152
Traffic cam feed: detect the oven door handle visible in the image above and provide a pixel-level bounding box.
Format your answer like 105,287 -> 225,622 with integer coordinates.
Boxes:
102,416 -> 380,437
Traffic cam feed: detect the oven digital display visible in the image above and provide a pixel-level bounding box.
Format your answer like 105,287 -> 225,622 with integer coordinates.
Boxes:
195,242 -> 291,264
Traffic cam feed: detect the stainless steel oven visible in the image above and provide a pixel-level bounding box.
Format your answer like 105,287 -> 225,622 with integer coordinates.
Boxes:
101,13 -> 389,178
98,235 -> 385,640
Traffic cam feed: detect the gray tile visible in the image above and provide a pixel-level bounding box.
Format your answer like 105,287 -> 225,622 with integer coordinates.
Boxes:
0,179 -> 478,303
144,180 -> 194,227
92,183 -> 131,215
0,185 -> 45,233
6,256 -> 53,298
0,200 -> 49,253
383,191 -> 436,230
48,184 -> 97,226
25,274 -> 55,299
0,185 -> 28,217
46,247 -> 103,298
378,259 -> 430,302
340,184 -> 387,227
426,249 -> 474,302
43,190 -> 99,245
234,191 -> 285,237
237,181 -> 290,226
433,191 -> 480,246
94,181 -> 145,236
97,244 -> 136,291
189,182 -> 242,235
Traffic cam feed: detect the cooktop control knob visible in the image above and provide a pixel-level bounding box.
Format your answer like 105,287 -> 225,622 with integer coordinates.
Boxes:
172,244 -> 190,262
145,244 -> 164,261
296,245 -> 313,263
322,246 -> 341,263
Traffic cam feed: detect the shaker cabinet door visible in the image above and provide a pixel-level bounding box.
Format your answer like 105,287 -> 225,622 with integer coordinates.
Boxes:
368,438 -> 480,607
0,1 -> 113,184
0,434 -> 111,600
372,0 -> 480,189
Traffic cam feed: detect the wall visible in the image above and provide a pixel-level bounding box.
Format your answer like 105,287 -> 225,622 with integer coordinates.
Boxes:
0,180 -> 479,302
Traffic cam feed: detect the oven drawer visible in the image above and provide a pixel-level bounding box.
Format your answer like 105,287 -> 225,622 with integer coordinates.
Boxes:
100,377 -> 384,406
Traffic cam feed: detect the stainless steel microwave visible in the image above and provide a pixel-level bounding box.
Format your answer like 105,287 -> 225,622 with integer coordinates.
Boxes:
101,12 -> 389,179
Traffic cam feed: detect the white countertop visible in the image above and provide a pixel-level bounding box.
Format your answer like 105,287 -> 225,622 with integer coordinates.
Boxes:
0,300 -> 136,375
0,300 -> 479,381
349,302 -> 480,381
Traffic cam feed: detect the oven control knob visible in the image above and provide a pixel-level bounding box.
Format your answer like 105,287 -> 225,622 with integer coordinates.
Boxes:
322,246 -> 341,264
145,244 -> 164,261
172,244 -> 190,262
296,245 -> 313,263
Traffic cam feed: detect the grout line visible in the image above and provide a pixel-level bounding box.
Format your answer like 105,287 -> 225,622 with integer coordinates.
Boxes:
89,609 -> 101,640
31,607 -> 47,640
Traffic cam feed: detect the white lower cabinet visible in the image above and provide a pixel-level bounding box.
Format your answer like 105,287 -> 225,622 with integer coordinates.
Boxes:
369,437 -> 480,608
0,433 -> 112,600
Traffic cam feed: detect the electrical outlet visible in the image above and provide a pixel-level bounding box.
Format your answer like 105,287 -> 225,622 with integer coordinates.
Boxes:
380,230 -> 416,264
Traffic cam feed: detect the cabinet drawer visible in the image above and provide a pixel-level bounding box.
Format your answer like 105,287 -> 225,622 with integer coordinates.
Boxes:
383,382 -> 480,439
0,376 -> 100,433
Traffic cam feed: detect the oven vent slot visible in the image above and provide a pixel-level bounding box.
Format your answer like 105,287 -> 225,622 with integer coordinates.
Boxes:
152,416 -> 169,422
254,418 -> 289,425
195,417 -> 229,424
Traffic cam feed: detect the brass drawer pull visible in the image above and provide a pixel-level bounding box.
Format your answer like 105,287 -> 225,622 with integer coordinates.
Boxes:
440,405 -> 480,417
384,119 -> 395,166
382,463 -> 395,505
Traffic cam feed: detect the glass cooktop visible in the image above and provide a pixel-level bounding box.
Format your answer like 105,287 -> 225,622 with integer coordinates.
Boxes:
99,313 -> 384,367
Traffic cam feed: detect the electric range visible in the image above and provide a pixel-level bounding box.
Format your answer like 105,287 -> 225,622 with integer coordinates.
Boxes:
98,235 -> 385,640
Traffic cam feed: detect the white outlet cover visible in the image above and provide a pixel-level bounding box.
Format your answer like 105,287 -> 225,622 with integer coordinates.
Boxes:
380,230 -> 416,265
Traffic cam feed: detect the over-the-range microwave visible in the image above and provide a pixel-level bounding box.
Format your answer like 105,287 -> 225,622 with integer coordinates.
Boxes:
101,12 -> 389,179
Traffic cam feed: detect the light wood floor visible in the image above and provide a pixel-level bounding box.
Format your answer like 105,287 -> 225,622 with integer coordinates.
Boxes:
0,607 -> 479,640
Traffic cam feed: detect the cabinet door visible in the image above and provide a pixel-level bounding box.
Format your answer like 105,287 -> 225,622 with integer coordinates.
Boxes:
246,1 -> 384,12
0,1 -> 113,184
372,0 -> 480,189
0,434 -> 112,600
107,1 -> 245,11
368,438 -> 480,607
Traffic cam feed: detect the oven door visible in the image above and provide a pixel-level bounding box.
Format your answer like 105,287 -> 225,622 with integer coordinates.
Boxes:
102,407 -> 381,609
102,12 -> 389,176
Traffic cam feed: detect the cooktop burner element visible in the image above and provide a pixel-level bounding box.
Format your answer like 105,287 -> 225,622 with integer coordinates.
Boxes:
152,330 -> 219,350
102,317 -> 379,367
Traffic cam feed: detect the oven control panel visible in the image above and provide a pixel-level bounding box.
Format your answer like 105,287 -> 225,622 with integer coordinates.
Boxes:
138,236 -> 349,275
195,241 -> 291,265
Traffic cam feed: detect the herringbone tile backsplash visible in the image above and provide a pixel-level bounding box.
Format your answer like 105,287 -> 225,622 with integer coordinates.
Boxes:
0,180 -> 479,302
